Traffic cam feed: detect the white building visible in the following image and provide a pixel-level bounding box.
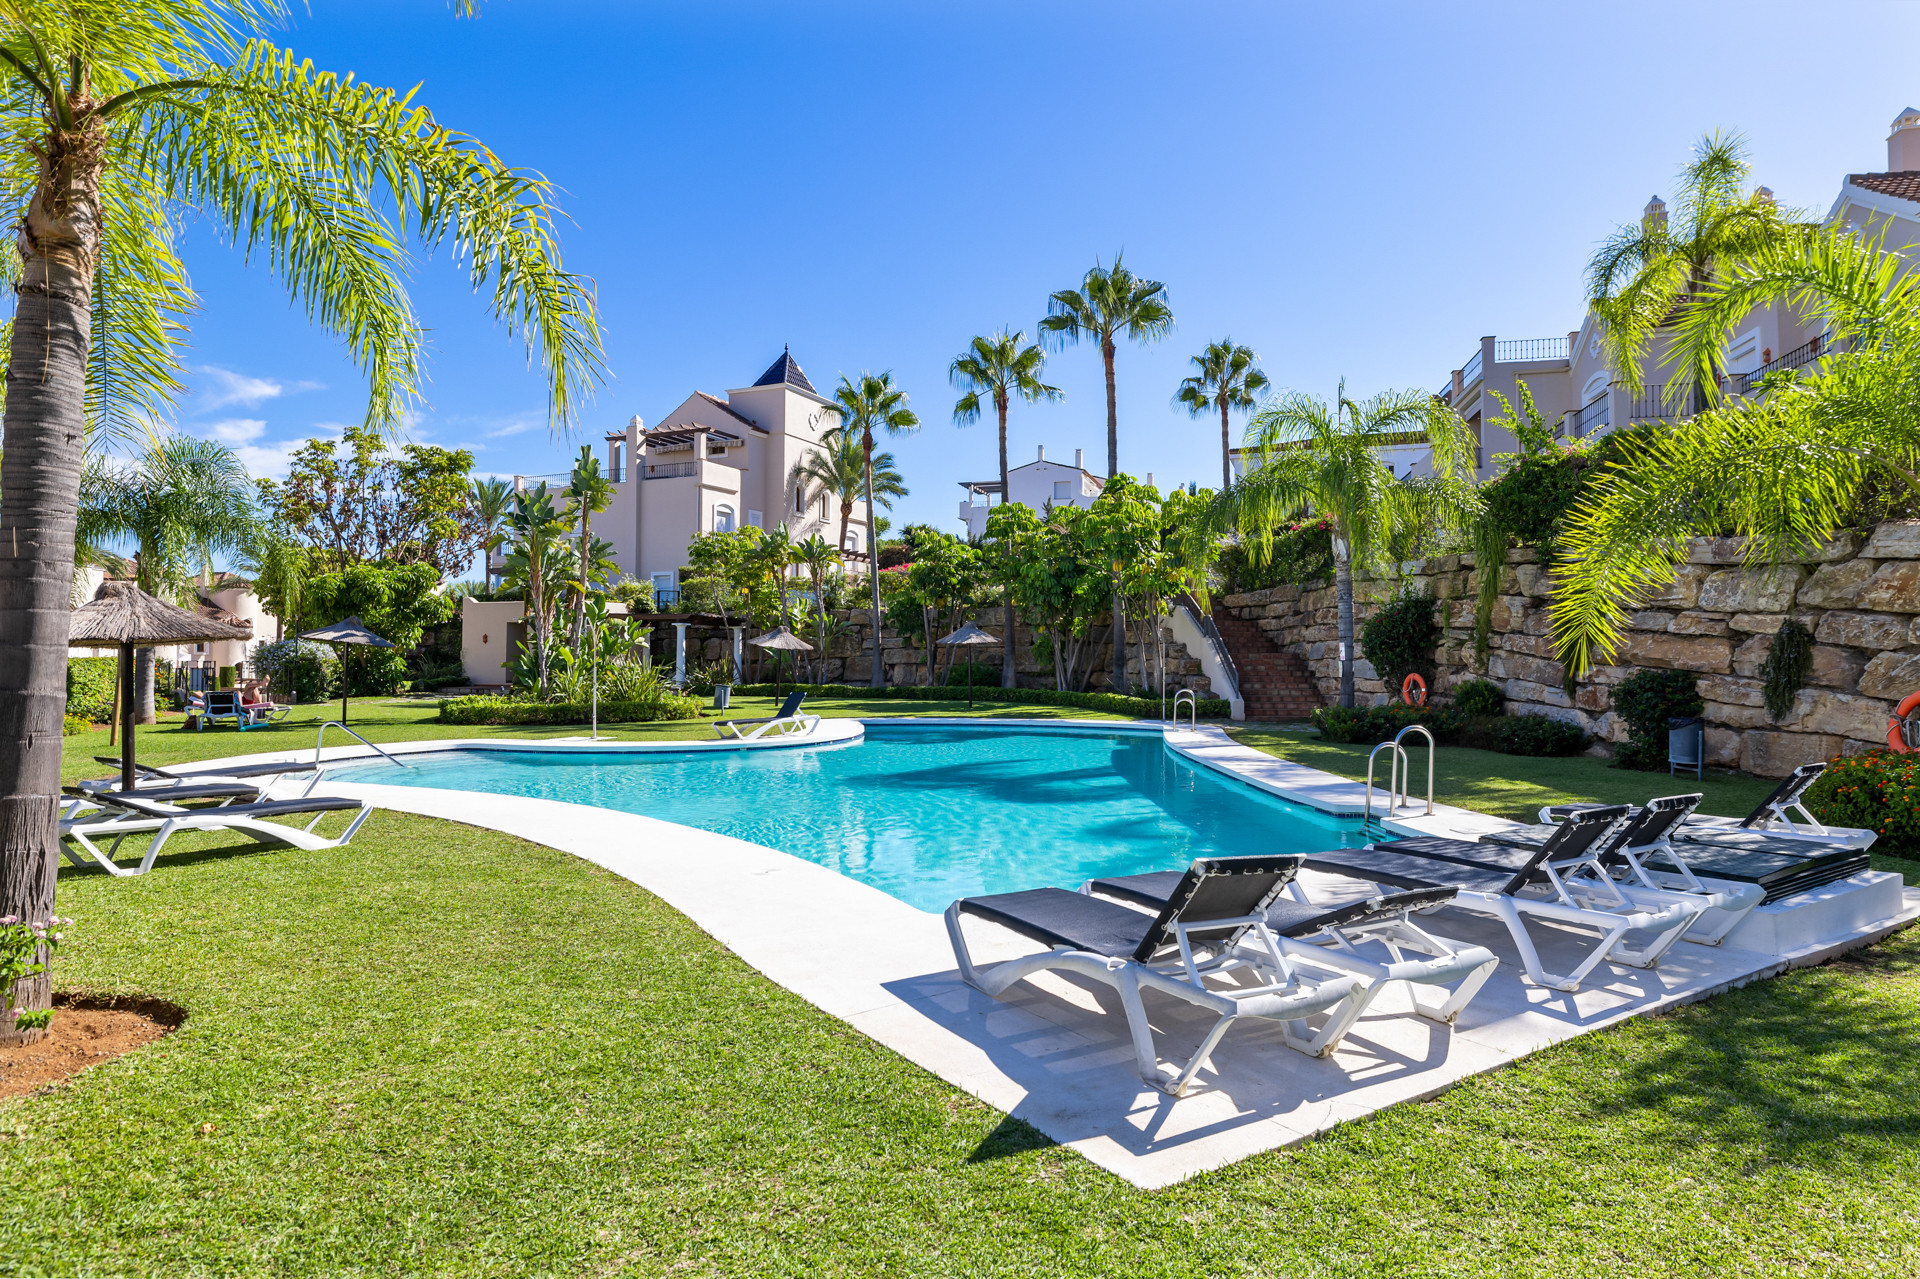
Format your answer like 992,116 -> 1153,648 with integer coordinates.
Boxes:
958,446 -> 1106,540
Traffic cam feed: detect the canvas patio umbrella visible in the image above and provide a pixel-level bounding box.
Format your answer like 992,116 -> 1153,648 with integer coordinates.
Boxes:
747,625 -> 814,699
937,620 -> 1000,710
298,616 -> 395,724
69,580 -> 254,791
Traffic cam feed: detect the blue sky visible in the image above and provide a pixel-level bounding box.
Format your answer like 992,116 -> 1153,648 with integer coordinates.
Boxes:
175,0 -> 1920,571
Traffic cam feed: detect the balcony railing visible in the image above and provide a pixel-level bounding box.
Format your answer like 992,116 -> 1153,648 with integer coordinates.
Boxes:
1626,382 -> 1709,421
652,587 -> 682,608
1567,392 -> 1611,437
1493,337 -> 1571,363
1460,350 -> 1483,388
1728,332 -> 1831,395
642,461 -> 697,480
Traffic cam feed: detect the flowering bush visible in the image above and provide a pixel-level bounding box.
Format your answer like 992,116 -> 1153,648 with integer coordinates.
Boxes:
1,912 -> 72,1033
1804,751 -> 1920,859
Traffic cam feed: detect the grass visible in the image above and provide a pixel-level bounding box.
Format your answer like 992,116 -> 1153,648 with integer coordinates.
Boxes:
12,703 -> 1918,1274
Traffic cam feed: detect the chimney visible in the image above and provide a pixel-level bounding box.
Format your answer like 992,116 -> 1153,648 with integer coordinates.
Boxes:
1642,194 -> 1667,231
1037,444 -> 1046,461
1074,448 -> 1084,470
1890,107 -> 1920,171
1146,472 -> 1155,490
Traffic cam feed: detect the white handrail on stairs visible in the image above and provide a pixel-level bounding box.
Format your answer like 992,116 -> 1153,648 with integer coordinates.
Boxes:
1166,594 -> 1243,721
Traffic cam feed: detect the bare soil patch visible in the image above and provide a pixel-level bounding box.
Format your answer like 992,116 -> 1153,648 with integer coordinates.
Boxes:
0,994 -> 183,1099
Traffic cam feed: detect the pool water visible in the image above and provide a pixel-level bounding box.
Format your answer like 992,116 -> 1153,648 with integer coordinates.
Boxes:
329,725 -> 1372,912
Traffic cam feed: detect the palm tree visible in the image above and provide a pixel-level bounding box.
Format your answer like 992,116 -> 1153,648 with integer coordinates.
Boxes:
827,373 -> 919,687
565,446 -> 613,645
76,432 -> 259,721
507,484 -> 571,698
793,432 -> 906,560
471,477 -> 515,590
1176,340 -> 1270,490
794,533 -> 839,682
1204,385 -> 1479,707
1040,253 -> 1173,692
0,1 -> 600,1030
1554,223 -> 1920,675
1588,131 -> 1799,403
951,329 -> 1060,687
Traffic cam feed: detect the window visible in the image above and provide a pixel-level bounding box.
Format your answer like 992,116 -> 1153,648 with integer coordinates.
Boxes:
819,493 -> 829,518
713,503 -> 735,532
747,509 -> 763,529
794,485 -> 805,513
1052,480 -> 1072,502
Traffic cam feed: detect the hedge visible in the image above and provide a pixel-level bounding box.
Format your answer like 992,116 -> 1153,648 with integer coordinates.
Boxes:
66,657 -> 117,723
437,694 -> 703,726
728,682 -> 1231,720
1804,751 -> 1920,859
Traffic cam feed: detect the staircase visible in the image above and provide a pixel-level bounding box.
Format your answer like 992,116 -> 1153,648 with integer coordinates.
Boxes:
1211,608 -> 1323,722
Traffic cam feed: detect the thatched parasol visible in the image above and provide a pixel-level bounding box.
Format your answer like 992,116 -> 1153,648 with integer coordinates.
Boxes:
69,580 -> 253,790
747,625 -> 814,697
297,616 -> 394,725
936,620 -> 1000,710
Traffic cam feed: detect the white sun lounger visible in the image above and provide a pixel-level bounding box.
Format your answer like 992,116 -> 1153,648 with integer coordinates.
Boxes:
713,691 -> 821,740
61,792 -> 372,877
1541,763 -> 1874,851
948,856 -> 1369,1096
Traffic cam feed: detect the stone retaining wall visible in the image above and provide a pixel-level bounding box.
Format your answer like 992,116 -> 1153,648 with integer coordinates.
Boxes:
1219,521 -> 1920,776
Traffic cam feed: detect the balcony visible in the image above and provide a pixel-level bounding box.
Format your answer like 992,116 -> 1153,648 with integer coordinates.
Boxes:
1728,332 -> 1831,396
1626,382 -> 1709,421
1460,349 -> 1483,388
1567,392 -> 1610,437
1493,337 -> 1571,363
642,461 -> 697,480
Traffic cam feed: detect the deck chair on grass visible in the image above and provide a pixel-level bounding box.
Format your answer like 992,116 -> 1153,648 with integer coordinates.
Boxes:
1479,794 -> 1767,945
1300,806 -> 1705,992
1541,763 -> 1873,850
60,791 -> 372,877
947,856 -> 1369,1097
714,691 -> 819,740
1082,875 -> 1500,1032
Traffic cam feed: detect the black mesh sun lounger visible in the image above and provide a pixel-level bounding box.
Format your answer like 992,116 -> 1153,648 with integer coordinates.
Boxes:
62,792 -> 373,878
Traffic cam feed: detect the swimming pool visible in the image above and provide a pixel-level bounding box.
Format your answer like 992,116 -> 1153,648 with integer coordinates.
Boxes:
328,725 -> 1373,912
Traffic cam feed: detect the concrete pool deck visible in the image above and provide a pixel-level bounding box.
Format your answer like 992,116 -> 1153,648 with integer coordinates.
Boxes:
166,721 -> 1920,1189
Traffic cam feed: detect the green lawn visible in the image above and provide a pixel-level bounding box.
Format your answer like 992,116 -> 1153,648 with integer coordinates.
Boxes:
10,704 -> 1918,1275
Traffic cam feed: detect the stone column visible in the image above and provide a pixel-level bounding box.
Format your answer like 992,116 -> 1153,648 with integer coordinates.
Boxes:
673,622 -> 689,685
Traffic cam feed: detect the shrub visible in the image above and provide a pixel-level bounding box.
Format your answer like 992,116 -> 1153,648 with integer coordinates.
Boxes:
1310,703 -> 1466,745
437,691 -> 703,726
942,660 -> 1001,688
1493,714 -> 1588,757
1359,588 -> 1440,695
1760,618 -> 1815,721
1216,520 -> 1333,593
62,712 -> 90,736
1451,678 -> 1505,718
1609,669 -> 1703,771
65,657 -> 117,722
727,682 -> 1232,720
251,639 -> 338,703
1804,751 -> 1920,859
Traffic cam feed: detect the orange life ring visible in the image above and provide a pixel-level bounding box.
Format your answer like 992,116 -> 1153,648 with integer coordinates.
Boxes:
1889,689 -> 1920,753
1402,672 -> 1428,707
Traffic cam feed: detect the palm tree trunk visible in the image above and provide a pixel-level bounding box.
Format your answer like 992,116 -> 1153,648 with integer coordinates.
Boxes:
996,395 -> 1015,688
0,122 -> 105,1044
1220,398 -> 1233,491
1102,337 -> 1128,695
1333,531 -> 1355,708
863,432 -> 884,688
574,513 -> 590,647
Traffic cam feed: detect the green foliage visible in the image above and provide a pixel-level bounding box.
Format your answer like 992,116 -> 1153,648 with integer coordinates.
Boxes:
250,639 -> 338,703
679,529 -> 763,622
0,911 -> 70,1033
1805,751 -> 1920,858
1610,669 -> 1705,770
1493,715 -> 1590,757
608,576 -> 655,613
1359,588 -> 1440,694
66,658 -> 118,723
1760,618 -> 1816,721
730,682 -> 1230,719
62,713 -> 90,737
437,693 -> 702,727
1451,678 -> 1506,717
300,560 -> 453,696
1310,703 -> 1466,745
1216,520 -> 1332,592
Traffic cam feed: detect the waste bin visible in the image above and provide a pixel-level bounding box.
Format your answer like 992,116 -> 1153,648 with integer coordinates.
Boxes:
713,684 -> 731,710
1668,715 -> 1704,779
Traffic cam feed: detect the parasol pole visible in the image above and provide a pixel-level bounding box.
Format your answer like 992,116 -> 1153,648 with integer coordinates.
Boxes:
119,640 -> 136,791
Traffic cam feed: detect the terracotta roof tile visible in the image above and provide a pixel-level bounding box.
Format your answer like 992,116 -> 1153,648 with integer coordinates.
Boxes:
1847,171 -> 1920,204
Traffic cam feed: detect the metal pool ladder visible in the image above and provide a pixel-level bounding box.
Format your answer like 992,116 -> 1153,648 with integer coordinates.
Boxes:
314,721 -> 409,770
1365,724 -> 1434,820
1171,689 -> 1197,729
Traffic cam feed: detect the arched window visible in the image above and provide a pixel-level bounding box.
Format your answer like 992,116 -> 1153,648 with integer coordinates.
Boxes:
714,503 -> 735,533
794,485 -> 805,513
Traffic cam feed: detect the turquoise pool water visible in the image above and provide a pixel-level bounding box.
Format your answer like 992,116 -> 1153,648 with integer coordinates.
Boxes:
329,726 -> 1372,912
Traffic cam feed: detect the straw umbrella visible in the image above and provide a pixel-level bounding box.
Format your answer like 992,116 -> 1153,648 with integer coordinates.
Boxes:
936,620 -> 1000,710
298,616 -> 395,724
69,580 -> 253,791
747,625 -> 814,700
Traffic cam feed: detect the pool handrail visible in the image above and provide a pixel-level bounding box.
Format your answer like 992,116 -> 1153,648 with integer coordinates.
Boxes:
1171,689 -> 1197,729
313,721 -> 409,777
1392,724 -> 1435,816
1365,724 -> 1435,820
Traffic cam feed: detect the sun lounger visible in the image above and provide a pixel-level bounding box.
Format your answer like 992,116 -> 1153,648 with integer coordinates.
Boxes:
1300,806 -> 1706,992
947,856 -> 1369,1096
1480,794 -> 1767,944
1084,873 -> 1500,1034
1542,763 -> 1873,850
79,757 -> 323,800
60,791 -> 372,877
714,691 -> 820,740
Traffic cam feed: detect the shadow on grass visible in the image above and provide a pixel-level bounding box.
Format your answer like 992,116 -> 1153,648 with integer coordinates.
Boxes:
967,1115 -> 1059,1163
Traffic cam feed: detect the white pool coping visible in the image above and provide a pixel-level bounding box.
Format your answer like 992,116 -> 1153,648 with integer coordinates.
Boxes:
156,719 -> 1920,1189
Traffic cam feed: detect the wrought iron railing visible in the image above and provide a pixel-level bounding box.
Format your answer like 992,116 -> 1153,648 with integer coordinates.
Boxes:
1728,332 -> 1831,395
1626,382 -> 1709,421
652,587 -> 682,608
1568,392 -> 1611,437
643,461 -> 697,480
1494,337 -> 1571,363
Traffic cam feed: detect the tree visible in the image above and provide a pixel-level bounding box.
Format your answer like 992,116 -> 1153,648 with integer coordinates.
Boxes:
506,484 -> 571,698
951,329 -> 1060,688
1040,254 -> 1173,693
76,431 -> 258,721
1176,340 -> 1270,491
1587,131 -> 1799,403
794,533 -> 839,681
300,560 -> 454,695
1554,223 -> 1920,675
0,2 -> 601,1040
471,477 -> 514,590
983,500 -> 1109,692
827,372 -> 919,687
1204,384 -> 1479,706
793,431 -> 904,561
259,426 -> 484,577
564,446 -> 613,645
